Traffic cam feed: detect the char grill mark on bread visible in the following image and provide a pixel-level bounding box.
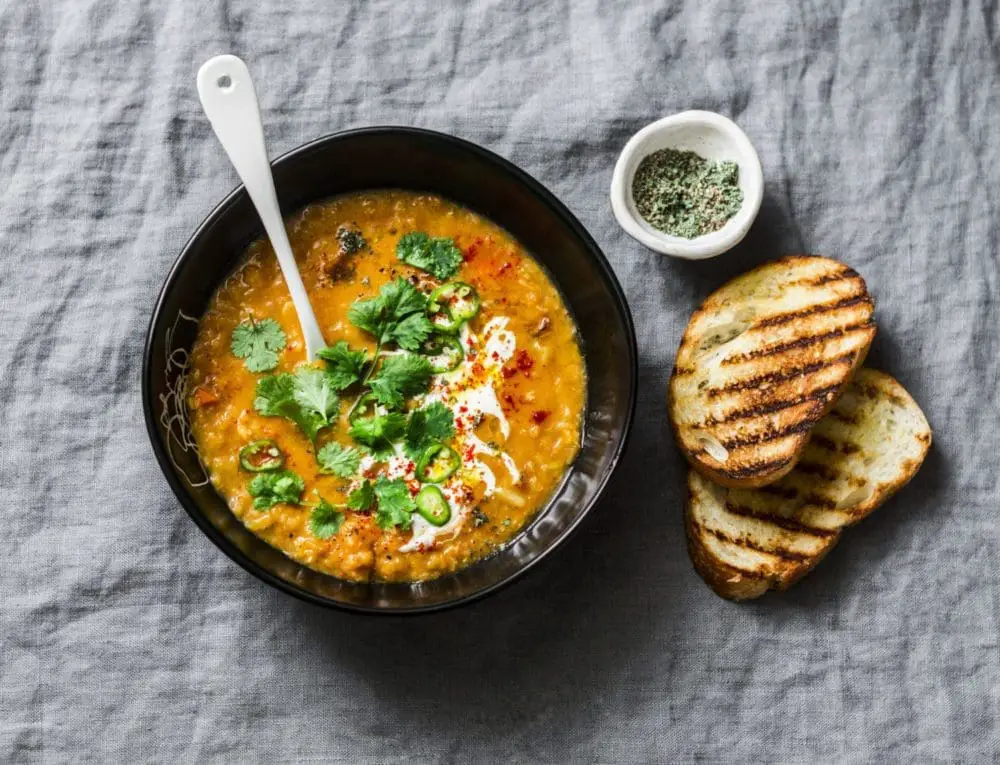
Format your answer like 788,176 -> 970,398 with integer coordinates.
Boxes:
720,320 -> 874,366
668,255 -> 876,488
722,502 -> 839,538
695,523 -> 816,562
706,354 -> 858,396
684,369 -> 932,600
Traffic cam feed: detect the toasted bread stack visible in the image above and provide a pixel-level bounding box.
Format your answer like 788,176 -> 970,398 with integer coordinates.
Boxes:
668,256 -> 931,600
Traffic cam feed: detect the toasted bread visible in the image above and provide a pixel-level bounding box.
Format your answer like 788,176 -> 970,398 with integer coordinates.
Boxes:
669,255 -> 876,488
685,369 -> 932,600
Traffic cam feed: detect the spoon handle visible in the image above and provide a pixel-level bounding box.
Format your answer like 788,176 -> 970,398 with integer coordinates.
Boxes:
196,54 -> 325,361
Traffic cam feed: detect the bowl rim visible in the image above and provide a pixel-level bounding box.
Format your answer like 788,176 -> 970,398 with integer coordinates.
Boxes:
609,110 -> 764,260
141,125 -> 638,615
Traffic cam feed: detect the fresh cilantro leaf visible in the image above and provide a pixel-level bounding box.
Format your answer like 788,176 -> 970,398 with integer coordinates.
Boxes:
405,401 -> 456,459
316,442 -> 361,478
347,279 -> 427,344
253,371 -> 332,442
373,477 -> 415,530
254,374 -> 316,436
348,411 -> 407,459
416,401 -> 455,441
347,480 -> 375,511
253,373 -> 297,418
396,232 -> 463,280
292,367 -> 340,426
381,277 -> 428,318
391,312 -> 435,352
368,353 -> 433,409
231,318 -> 286,372
346,297 -> 385,339
248,470 -> 304,510
308,498 -> 345,539
317,341 -> 369,391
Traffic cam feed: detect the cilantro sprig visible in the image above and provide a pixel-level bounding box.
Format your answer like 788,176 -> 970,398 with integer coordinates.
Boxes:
337,477 -> 414,530
397,232 -> 463,280
254,367 -> 340,442
347,278 -> 432,351
292,368 -> 340,424
231,317 -> 286,372
309,498 -> 345,539
348,480 -> 375,511
348,411 -> 407,460
373,477 -> 415,530
404,402 -> 456,460
368,354 -> 433,409
316,442 -> 361,478
248,470 -> 304,510
317,340 -> 369,391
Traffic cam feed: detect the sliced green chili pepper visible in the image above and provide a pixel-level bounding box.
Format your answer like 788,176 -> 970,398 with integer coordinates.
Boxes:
415,485 -> 451,526
421,333 -> 464,373
415,443 -> 461,483
239,439 -> 285,472
349,392 -> 378,424
428,282 -> 480,332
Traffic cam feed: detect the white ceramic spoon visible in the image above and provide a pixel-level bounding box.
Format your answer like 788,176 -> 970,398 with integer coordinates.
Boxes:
196,54 -> 325,360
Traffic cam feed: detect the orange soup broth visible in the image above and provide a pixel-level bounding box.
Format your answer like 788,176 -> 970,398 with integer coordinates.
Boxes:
187,191 -> 585,582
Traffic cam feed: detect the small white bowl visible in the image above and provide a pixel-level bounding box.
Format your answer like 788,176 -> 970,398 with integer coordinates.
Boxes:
610,110 -> 763,260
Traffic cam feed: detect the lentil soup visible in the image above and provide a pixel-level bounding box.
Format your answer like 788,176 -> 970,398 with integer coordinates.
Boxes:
187,191 -> 586,582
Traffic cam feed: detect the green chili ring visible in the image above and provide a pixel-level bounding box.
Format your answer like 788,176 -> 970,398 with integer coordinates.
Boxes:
239,439 -> 285,472
415,485 -> 452,526
428,282 -> 480,332
415,443 -> 461,483
421,333 -> 464,373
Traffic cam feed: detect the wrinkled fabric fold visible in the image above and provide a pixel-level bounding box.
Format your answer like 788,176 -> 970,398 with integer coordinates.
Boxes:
1,0 -> 996,761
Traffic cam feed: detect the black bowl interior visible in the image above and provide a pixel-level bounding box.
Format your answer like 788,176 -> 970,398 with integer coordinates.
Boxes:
143,127 -> 637,613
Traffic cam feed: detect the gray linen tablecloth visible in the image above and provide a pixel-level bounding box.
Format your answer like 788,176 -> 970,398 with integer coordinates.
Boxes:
2,1 -> 998,762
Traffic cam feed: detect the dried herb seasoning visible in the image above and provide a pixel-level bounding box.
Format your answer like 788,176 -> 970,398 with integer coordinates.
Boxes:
631,148 -> 743,238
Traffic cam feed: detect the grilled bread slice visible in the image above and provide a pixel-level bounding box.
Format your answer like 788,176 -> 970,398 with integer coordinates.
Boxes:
669,255 -> 876,488
685,369 -> 931,600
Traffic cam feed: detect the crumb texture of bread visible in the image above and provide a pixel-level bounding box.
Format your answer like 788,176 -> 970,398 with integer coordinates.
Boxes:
669,255 -> 877,488
685,368 -> 931,600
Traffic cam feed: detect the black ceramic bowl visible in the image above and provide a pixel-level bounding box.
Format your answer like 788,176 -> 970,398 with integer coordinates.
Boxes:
143,127 -> 637,614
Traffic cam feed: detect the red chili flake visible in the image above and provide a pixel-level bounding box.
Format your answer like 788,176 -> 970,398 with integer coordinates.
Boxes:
502,393 -> 516,410
532,410 -> 551,424
516,350 -> 534,372
497,261 -> 513,277
471,362 -> 485,377
464,446 -> 476,462
463,244 -> 478,262
406,461 -> 415,473
407,481 -> 420,496
458,405 -> 469,414
501,366 -> 517,379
